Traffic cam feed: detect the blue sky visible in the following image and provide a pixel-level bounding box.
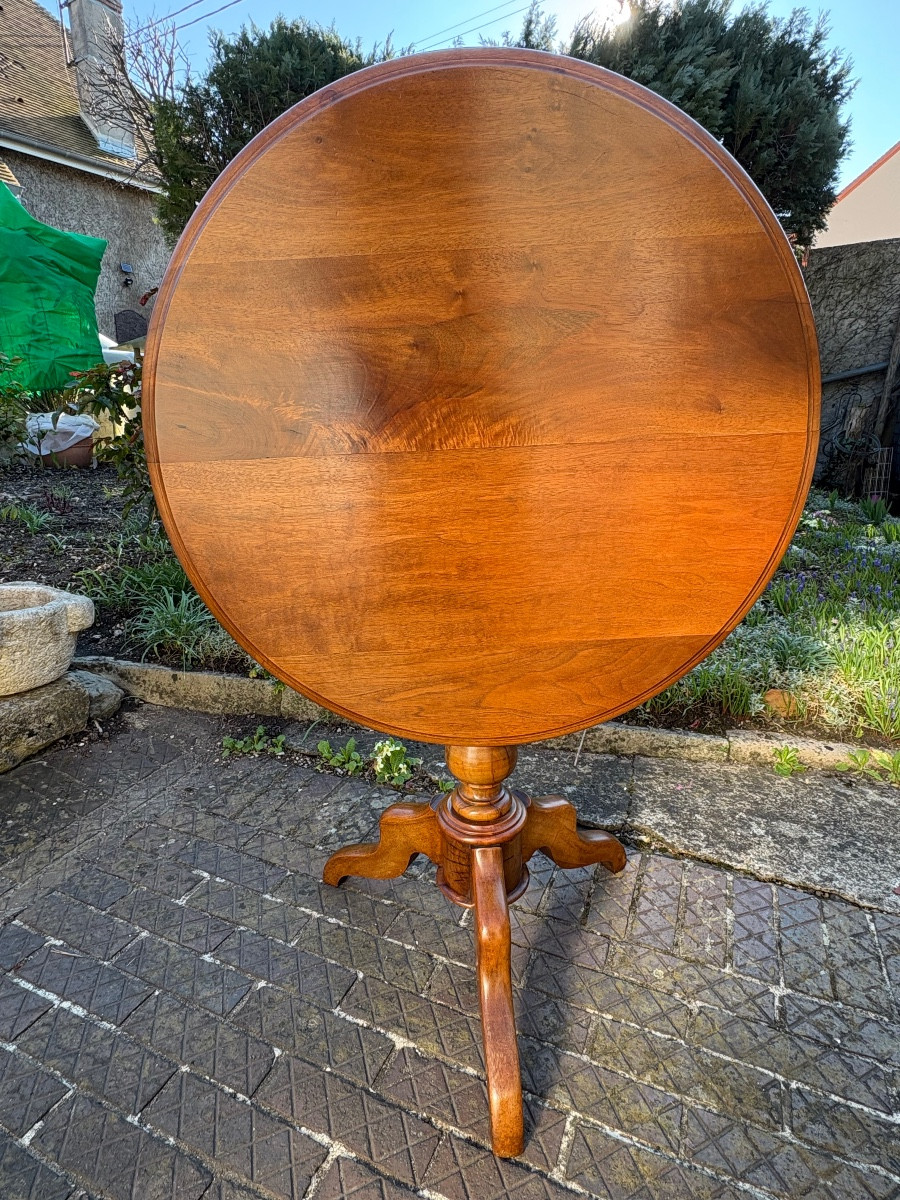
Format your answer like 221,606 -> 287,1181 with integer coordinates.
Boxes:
97,0 -> 900,189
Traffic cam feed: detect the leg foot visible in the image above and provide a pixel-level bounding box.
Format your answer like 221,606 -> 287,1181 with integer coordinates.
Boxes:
521,795 -> 626,873
323,801 -> 441,886
472,845 -> 524,1158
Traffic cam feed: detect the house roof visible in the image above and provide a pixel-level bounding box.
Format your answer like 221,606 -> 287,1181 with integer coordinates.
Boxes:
835,140 -> 900,205
0,0 -> 152,185
815,138 -> 900,248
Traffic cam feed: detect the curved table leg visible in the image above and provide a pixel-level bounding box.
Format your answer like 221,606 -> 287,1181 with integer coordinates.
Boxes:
323,802 -> 441,886
521,795 -> 626,873
472,845 -> 524,1158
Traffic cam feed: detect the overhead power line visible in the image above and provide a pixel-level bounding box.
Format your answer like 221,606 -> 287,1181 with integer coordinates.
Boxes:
175,0 -> 244,32
128,0 -> 215,38
412,0 -> 528,50
415,3 -> 531,52
127,0 -> 244,40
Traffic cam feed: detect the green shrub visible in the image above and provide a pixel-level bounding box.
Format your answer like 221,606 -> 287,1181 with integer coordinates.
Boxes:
68,357 -> 155,521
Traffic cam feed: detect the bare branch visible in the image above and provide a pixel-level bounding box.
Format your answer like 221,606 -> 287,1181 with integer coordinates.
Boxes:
71,10 -> 187,183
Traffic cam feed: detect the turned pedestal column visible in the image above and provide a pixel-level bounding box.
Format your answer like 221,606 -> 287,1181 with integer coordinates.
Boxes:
324,745 -> 626,1156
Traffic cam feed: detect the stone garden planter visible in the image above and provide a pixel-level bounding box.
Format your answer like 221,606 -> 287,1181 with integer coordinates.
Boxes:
0,583 -> 94,696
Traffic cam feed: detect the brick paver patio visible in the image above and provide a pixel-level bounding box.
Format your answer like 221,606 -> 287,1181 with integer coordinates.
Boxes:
0,705 -> 898,1199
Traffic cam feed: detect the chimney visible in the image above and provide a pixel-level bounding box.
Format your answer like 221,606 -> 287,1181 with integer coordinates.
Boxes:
66,0 -> 135,158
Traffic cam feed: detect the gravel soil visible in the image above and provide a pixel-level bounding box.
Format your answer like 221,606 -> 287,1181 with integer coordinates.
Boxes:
0,462 -> 140,660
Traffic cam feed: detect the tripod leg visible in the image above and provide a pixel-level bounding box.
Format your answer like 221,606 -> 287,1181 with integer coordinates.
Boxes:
521,795 -> 626,873
472,845 -> 524,1158
323,802 -> 441,886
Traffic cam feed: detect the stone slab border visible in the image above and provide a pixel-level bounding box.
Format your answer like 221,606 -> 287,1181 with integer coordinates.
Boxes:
0,669 -> 123,773
74,656 -> 859,772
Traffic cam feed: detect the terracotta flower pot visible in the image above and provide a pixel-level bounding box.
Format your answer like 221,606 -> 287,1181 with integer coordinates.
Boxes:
25,412 -> 98,468
39,436 -> 94,468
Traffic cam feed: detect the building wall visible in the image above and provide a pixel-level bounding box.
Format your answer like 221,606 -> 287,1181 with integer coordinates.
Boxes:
803,237 -> 900,474
4,148 -> 170,340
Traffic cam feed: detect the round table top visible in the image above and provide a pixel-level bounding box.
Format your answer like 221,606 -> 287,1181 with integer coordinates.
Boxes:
145,48 -> 819,746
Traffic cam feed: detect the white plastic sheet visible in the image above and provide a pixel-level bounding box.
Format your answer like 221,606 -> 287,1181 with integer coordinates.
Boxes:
22,412 -> 99,456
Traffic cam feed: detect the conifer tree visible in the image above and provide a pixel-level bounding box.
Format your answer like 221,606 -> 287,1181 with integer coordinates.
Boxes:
152,19 -> 389,240
565,0 -> 853,245
152,3 -> 852,248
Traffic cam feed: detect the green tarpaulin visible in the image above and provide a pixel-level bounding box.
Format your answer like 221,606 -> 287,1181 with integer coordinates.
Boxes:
0,181 -> 106,391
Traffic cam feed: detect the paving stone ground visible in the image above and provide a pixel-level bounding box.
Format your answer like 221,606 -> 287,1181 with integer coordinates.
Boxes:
0,704 -> 898,1200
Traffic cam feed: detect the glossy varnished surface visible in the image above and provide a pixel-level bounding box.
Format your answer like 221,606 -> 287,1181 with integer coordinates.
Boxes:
145,48 -> 819,744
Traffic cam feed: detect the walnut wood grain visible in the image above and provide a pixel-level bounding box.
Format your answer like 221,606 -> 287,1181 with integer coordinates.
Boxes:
472,844 -> 524,1158
445,745 -> 518,821
145,48 -> 819,746
437,745 -> 526,904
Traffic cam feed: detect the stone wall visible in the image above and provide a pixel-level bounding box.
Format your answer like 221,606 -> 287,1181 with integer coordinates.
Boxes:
803,237 -> 900,475
4,149 -> 171,341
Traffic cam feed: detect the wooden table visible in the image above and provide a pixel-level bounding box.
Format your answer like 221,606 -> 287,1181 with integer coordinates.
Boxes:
145,48 -> 819,1158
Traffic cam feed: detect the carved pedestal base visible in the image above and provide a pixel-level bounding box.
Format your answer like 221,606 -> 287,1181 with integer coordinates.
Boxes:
323,745 -> 625,1158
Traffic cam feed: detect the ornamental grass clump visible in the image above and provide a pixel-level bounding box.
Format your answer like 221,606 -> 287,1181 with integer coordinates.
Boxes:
77,555 -> 190,613
127,589 -> 241,669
